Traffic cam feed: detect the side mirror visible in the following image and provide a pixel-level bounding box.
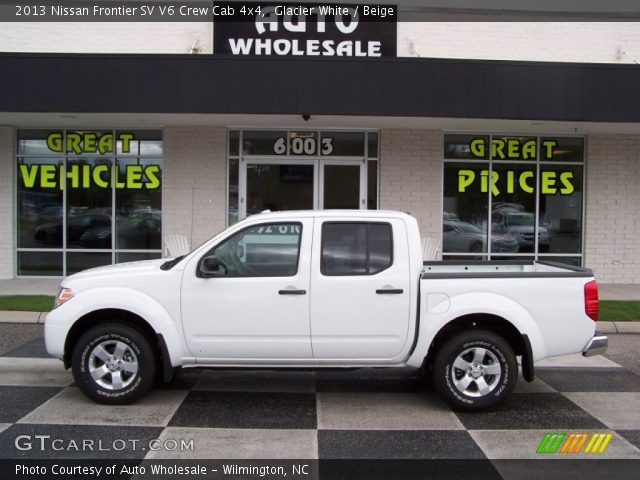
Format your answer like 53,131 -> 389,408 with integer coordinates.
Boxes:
199,255 -> 221,277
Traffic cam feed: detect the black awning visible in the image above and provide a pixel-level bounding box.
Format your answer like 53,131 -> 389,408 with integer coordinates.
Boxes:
1,53 -> 639,123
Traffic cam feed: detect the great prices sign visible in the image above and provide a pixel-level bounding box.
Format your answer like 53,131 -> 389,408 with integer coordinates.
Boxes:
214,2 -> 397,57
445,136 -> 584,197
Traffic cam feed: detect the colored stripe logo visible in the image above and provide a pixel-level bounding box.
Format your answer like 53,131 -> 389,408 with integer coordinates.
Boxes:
537,432 -> 612,454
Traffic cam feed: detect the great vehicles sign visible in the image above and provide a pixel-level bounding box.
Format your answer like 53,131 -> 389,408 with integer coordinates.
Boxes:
213,2 -> 397,57
18,132 -> 161,190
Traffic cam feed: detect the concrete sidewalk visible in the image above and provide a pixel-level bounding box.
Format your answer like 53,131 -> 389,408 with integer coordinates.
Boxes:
0,278 -> 60,296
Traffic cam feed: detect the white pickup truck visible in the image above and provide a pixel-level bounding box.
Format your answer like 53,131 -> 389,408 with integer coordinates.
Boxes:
45,210 -> 607,411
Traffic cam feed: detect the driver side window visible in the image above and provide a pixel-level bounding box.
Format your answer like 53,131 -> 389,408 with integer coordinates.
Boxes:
207,223 -> 302,277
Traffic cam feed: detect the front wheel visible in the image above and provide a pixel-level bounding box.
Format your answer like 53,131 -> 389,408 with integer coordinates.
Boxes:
432,330 -> 517,412
72,323 -> 156,404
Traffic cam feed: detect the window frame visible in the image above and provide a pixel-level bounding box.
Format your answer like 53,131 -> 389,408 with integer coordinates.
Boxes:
320,221 -> 394,277
15,128 -> 163,277
442,133 -> 585,265
197,221 -> 304,278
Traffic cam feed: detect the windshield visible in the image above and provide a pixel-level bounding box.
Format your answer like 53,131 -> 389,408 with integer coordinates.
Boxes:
159,223 -> 243,271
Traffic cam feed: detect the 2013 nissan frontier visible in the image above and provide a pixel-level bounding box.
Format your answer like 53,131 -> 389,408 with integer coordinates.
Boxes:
45,210 -> 607,411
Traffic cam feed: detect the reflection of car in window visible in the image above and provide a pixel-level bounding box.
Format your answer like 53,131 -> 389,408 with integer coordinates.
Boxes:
492,212 -> 550,252
34,213 -> 111,246
79,212 -> 161,249
36,205 -> 63,224
443,220 -> 519,253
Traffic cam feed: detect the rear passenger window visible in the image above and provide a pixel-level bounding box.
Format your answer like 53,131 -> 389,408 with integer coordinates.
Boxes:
321,222 -> 393,276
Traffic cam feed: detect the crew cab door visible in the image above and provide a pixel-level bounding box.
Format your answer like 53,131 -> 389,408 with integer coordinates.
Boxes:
310,218 -> 412,360
181,219 -> 313,360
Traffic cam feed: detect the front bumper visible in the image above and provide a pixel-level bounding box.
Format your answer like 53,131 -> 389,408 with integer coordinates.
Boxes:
43,307 -> 71,360
582,335 -> 608,357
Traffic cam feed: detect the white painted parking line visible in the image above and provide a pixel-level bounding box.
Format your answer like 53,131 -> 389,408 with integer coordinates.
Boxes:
317,393 -> 464,430
0,357 -> 71,387
144,427 -> 319,460
565,392 -> 640,430
468,429 -> 640,460
535,353 -> 622,368
19,387 -> 189,427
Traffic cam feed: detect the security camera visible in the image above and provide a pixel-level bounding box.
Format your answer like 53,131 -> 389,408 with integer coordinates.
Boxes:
302,114 -> 311,122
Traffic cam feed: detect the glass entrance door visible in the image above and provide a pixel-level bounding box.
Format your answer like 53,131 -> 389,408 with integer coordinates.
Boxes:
319,162 -> 365,209
230,130 -> 378,224
245,162 -> 316,216
241,159 -> 365,218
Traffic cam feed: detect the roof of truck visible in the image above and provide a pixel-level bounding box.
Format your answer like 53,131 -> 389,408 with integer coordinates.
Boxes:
244,209 -> 416,221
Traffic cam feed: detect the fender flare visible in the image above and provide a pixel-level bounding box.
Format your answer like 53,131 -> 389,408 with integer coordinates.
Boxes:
58,287 -> 186,368
407,291 -> 545,368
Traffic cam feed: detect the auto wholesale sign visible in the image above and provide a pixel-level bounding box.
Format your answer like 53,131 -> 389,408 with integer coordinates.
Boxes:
213,2 -> 397,57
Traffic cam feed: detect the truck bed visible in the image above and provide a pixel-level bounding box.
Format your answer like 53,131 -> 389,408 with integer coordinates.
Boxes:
422,260 -> 593,279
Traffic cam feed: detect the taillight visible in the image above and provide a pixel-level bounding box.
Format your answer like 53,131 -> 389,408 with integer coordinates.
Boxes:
584,280 -> 599,321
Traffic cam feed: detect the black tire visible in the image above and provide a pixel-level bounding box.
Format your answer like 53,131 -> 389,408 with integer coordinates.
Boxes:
72,323 -> 156,405
432,330 -> 517,412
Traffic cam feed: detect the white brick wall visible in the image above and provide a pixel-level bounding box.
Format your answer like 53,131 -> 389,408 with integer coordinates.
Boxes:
379,130 -> 443,242
0,127 -> 15,279
399,22 -> 640,64
162,127 -> 227,252
584,135 -> 640,284
0,22 -> 214,54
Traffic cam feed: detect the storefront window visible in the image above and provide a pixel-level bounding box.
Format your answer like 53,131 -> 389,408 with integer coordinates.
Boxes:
16,129 -> 163,276
17,252 -> 63,276
444,134 -> 490,160
539,165 -> 583,254
65,157 -> 112,249
242,130 -> 287,155
18,156 -> 64,249
491,164 -> 537,253
320,131 -> 365,157
443,162 -> 489,254
368,133 -> 379,158
367,161 -> 378,209
443,134 -> 584,265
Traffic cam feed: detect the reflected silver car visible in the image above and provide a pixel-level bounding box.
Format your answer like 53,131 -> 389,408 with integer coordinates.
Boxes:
443,220 -> 519,253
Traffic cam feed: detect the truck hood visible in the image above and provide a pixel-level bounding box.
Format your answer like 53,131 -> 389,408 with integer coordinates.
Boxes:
65,258 -> 168,281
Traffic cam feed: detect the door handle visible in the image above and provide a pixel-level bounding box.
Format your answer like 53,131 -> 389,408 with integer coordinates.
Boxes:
376,289 -> 404,294
279,289 -> 307,295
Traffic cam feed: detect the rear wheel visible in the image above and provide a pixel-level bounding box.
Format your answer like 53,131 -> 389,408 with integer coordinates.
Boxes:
432,330 -> 517,411
72,323 -> 155,404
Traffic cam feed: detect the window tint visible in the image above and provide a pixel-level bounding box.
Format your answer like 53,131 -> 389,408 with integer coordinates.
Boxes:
321,223 -> 392,276
208,223 -> 301,277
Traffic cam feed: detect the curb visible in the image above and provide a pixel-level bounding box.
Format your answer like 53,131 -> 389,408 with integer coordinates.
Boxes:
0,311 -> 48,324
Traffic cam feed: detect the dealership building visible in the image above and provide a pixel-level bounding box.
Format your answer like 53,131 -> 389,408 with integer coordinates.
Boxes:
0,4 -> 639,283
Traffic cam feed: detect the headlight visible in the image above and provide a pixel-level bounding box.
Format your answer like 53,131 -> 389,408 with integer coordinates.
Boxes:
54,287 -> 74,308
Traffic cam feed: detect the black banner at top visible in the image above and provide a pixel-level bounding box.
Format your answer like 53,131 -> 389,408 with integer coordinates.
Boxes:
213,3 -> 398,57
